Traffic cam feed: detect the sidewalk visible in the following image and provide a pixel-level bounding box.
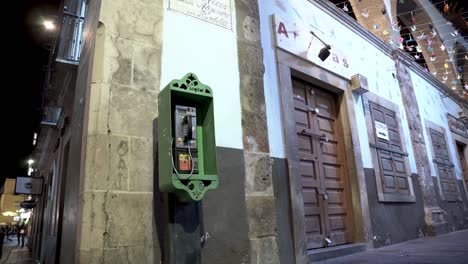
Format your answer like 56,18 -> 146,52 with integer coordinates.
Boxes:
317,229 -> 468,264
1,238 -> 34,264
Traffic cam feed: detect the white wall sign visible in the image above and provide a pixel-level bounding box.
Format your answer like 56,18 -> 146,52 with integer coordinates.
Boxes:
273,15 -> 351,78
168,0 -> 232,29
375,121 -> 389,141
15,176 -> 43,195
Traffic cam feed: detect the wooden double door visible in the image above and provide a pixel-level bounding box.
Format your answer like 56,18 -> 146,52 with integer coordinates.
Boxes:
429,128 -> 458,201
292,79 -> 353,249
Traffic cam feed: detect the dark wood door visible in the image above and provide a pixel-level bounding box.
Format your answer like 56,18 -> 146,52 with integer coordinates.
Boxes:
369,103 -> 409,194
429,128 -> 458,201
292,79 -> 352,249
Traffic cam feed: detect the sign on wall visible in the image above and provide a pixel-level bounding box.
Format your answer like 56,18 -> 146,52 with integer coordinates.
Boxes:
447,113 -> 468,138
15,176 -> 43,195
375,121 -> 389,141
168,0 -> 232,29
273,15 -> 351,78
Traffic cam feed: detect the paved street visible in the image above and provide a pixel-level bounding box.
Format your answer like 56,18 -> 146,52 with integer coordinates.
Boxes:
317,230 -> 468,264
1,238 -> 34,264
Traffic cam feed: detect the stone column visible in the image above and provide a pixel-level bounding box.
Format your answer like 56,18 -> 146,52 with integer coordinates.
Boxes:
393,49 -> 448,235
236,0 -> 280,263
76,0 -> 164,262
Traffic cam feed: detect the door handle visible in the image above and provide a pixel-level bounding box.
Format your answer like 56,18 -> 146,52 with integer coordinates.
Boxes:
301,130 -> 329,142
319,190 -> 328,200
307,107 -> 320,114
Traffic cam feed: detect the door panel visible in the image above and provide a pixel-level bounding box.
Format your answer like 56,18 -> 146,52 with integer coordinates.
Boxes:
292,79 -> 352,249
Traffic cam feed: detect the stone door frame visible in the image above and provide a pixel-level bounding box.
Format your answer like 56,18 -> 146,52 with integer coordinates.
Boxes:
275,48 -> 372,262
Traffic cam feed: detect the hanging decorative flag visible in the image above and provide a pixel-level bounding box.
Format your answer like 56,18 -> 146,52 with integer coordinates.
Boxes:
431,30 -> 437,37
410,25 -> 417,31
373,24 -> 379,30
457,74 -> 462,79
415,54 -> 421,59
452,86 -> 457,90
343,3 -> 349,12
452,30 -> 459,36
430,55 -> 436,61
442,75 -> 448,81
464,84 -> 468,90
428,24 -> 433,30
361,10 -> 369,18
465,54 -> 468,60
444,63 -> 449,69
445,69 -> 449,75
399,37 -> 404,43
427,38 -> 433,46
417,32 -> 426,39
440,44 -> 446,51
428,46 -> 433,52
381,6 -> 386,15
383,30 -> 389,35
432,70 -> 437,76
451,79 -> 458,85
416,45 -> 422,52
459,67 -> 464,73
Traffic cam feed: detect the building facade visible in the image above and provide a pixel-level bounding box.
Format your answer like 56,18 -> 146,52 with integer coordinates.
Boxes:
30,0 -> 468,263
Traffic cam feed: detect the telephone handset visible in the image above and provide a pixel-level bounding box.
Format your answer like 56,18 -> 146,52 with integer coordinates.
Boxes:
182,114 -> 194,141
173,105 -> 198,174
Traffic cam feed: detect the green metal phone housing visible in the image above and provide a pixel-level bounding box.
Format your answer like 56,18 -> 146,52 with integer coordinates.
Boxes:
158,73 -> 218,202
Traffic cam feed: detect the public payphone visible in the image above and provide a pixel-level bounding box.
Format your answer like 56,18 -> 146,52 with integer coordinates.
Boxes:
158,73 -> 218,202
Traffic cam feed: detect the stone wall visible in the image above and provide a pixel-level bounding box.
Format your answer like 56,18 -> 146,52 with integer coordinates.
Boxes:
393,50 -> 447,233
75,0 -> 164,262
236,0 -> 280,263
433,178 -> 468,233
364,169 -> 426,247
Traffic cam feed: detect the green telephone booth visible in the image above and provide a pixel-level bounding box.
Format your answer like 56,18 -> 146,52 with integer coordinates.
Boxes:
158,73 -> 218,202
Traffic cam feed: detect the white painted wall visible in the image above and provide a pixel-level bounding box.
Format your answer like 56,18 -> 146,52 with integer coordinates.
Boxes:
259,0 -> 417,173
160,0 -> 243,150
410,70 -> 464,180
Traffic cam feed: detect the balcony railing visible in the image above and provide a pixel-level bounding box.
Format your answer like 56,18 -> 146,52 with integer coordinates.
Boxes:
56,12 -> 84,62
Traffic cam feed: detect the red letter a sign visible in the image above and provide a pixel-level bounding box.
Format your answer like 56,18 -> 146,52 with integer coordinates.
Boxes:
277,22 -> 289,38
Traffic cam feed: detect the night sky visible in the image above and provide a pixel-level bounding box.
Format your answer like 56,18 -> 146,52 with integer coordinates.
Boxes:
3,0 -> 61,186
2,0 -> 467,189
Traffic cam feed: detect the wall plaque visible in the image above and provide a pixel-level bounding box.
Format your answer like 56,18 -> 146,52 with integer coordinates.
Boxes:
168,0 -> 232,29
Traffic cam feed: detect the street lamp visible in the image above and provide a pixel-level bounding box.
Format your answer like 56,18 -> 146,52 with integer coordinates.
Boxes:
43,20 -> 56,31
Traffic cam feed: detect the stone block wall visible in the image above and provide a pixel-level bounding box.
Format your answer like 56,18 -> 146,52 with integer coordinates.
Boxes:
236,0 -> 280,263
76,0 -> 163,262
